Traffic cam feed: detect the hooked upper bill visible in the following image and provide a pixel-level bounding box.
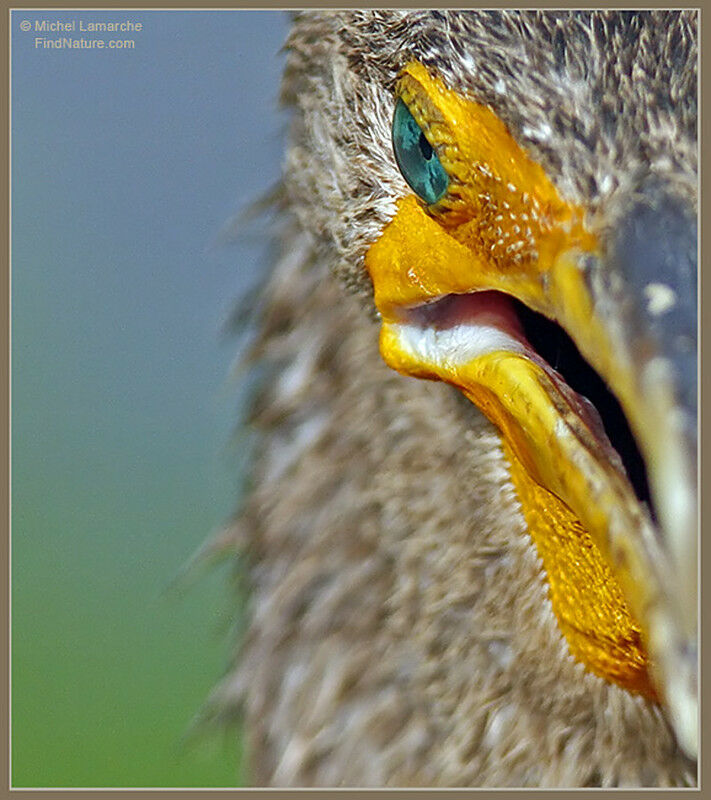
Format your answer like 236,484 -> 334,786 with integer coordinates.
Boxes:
366,61 -> 698,757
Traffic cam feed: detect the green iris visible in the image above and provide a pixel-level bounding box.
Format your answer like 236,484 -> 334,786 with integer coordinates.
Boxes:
392,98 -> 450,205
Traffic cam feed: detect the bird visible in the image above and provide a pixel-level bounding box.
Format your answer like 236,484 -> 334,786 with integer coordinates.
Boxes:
210,10 -> 698,787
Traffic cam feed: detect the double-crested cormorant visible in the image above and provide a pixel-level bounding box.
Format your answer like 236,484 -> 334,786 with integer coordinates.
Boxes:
214,10 -> 698,787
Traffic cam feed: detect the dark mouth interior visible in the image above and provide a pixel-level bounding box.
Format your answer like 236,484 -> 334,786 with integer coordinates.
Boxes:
513,299 -> 655,518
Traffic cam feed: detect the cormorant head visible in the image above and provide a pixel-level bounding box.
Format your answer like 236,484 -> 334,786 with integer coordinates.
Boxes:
282,10 -> 697,759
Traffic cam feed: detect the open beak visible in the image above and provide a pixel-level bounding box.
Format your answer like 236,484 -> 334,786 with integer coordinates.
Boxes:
365,182 -> 697,757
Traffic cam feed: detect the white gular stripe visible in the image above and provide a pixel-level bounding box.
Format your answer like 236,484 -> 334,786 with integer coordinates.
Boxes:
390,320 -> 526,369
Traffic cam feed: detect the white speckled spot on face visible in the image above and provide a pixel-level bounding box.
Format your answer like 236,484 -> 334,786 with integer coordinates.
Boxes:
643,282 -> 678,316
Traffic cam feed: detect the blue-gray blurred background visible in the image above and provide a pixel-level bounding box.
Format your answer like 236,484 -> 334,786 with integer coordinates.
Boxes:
11,9 -> 289,787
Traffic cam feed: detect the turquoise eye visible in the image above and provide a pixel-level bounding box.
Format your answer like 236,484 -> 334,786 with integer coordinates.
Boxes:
392,98 -> 450,205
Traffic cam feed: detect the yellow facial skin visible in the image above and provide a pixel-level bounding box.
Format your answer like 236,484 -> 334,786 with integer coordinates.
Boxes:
366,62 -> 668,698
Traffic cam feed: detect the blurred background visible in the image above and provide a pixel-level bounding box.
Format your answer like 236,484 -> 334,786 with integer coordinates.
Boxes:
11,10 -> 289,787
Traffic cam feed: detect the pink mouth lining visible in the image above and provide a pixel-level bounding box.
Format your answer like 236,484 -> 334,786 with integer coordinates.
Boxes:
397,289 -> 626,477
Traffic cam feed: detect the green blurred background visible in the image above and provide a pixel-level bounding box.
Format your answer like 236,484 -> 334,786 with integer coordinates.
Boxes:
11,10 -> 288,787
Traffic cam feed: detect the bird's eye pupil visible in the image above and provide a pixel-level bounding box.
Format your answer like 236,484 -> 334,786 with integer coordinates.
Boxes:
392,98 -> 449,205
418,132 -> 433,160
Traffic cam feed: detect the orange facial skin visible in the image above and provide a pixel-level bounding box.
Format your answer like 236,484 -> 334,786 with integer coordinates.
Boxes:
366,62 -> 664,698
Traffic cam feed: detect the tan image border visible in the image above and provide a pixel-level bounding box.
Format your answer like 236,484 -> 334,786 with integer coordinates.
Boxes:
1,2 -> 704,798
